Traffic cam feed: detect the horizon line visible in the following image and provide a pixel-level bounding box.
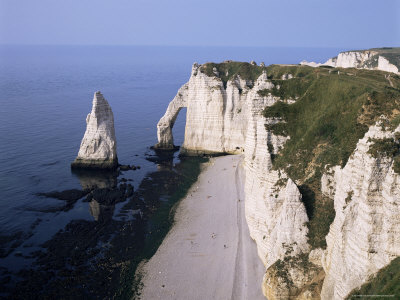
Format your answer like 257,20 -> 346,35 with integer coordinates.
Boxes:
1,43 -> 397,49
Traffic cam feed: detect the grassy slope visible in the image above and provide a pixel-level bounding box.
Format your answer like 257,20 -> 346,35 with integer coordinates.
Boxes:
346,257 -> 400,299
262,65 -> 400,249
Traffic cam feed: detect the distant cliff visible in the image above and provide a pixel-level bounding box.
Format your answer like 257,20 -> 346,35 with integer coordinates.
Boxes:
301,47 -> 400,74
156,57 -> 400,299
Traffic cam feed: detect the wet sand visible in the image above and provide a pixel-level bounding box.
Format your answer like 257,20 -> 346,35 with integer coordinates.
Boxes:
140,155 -> 265,300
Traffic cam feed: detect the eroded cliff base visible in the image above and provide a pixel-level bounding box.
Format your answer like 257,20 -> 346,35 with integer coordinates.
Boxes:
71,158 -> 119,170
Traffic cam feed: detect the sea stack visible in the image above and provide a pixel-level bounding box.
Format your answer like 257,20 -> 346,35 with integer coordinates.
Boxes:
71,91 -> 118,169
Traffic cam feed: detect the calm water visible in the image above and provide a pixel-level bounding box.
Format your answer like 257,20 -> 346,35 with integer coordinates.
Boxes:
0,45 -> 343,294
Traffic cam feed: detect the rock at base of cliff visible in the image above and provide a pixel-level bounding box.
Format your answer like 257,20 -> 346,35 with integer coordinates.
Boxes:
263,254 -> 324,300
179,146 -> 230,157
152,143 -> 180,151
71,158 -> 118,170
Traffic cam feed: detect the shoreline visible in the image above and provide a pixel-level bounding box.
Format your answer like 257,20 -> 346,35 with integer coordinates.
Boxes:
138,155 -> 265,299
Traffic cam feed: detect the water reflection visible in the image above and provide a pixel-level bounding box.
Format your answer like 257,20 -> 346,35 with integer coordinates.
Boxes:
145,148 -> 178,170
3,151 -> 206,299
89,199 -> 114,222
71,169 -> 118,189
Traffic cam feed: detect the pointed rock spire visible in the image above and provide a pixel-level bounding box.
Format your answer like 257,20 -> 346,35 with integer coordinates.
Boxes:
71,91 -> 118,169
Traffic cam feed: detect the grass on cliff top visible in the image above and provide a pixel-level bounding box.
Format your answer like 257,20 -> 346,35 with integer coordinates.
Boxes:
200,61 -> 265,88
262,66 -> 400,249
263,66 -> 400,179
346,257 -> 400,299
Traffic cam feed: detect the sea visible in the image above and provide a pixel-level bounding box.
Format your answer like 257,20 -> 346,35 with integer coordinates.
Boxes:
0,45 -> 344,297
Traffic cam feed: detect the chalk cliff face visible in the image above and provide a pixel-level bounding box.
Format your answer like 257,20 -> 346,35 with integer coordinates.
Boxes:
325,50 -> 377,69
72,91 -> 118,169
320,121 -> 400,299
377,56 -> 399,74
157,63 -> 312,297
156,63 -> 274,154
301,48 -> 400,74
244,99 -> 309,265
157,62 -> 400,299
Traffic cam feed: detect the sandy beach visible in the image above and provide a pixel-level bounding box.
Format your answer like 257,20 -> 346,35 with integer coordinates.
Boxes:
139,155 -> 265,300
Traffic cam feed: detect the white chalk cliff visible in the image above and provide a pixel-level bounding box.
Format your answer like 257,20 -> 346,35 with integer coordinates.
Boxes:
157,62 -> 400,299
156,63 -> 267,154
72,91 -> 118,169
320,121 -> 400,299
156,63 -> 312,297
301,49 -> 399,74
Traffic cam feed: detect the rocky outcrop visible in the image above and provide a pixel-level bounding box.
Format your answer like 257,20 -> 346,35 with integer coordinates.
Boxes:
157,61 -> 400,299
157,63 -> 312,297
263,253 -> 323,300
244,97 -> 312,299
324,50 -> 377,69
320,121 -> 400,299
301,48 -> 399,74
156,63 -> 276,154
72,91 -> 118,169
378,56 -> 399,74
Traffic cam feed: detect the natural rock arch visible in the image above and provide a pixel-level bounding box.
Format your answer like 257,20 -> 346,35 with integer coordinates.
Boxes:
155,83 -> 189,149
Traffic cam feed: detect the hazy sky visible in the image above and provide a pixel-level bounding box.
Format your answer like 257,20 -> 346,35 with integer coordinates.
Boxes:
1,0 -> 399,48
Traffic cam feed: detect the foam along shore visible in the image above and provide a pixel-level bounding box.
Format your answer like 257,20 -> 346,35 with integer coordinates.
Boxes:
139,155 -> 265,300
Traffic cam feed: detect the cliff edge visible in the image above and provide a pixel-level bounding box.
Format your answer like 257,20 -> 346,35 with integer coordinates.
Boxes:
156,58 -> 400,299
301,47 -> 400,74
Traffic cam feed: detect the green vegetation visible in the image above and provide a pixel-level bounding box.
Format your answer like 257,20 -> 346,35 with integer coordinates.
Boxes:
265,121 -> 289,136
200,61 -> 265,89
263,66 -> 400,178
346,257 -> 400,299
268,252 -> 322,298
394,156 -> 400,174
299,182 -> 335,249
260,65 -> 315,100
367,138 -> 399,158
262,65 -> 400,249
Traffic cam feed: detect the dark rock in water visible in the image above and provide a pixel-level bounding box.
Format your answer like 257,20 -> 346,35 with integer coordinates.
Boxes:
146,147 -> 176,165
36,189 -> 92,212
118,178 -> 133,183
119,164 -> 139,171
126,184 -> 134,197
89,199 -> 115,222
119,165 -> 131,171
36,189 -> 90,201
90,187 -> 128,206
